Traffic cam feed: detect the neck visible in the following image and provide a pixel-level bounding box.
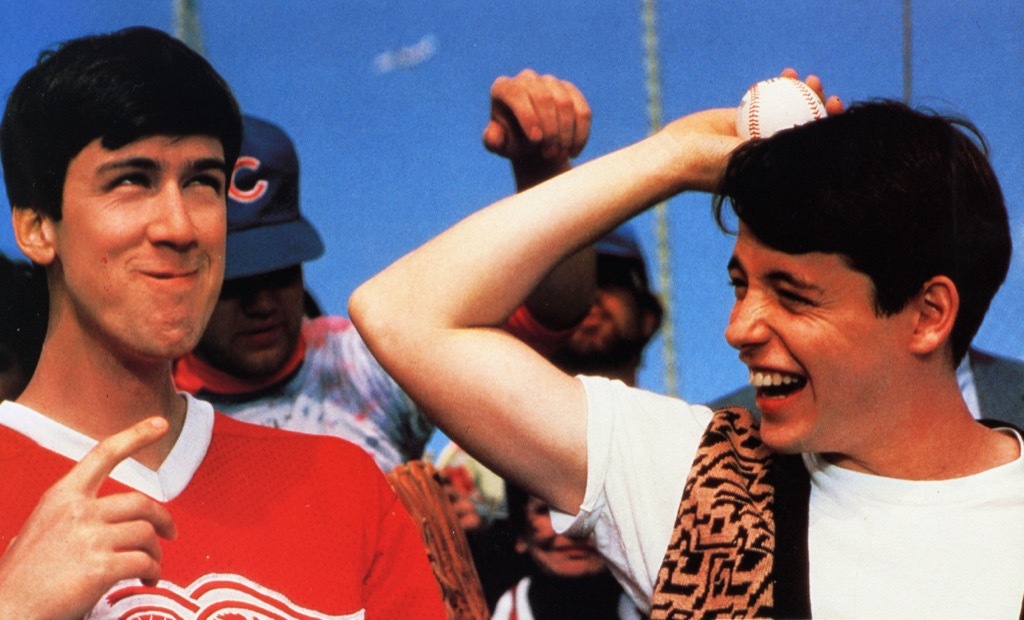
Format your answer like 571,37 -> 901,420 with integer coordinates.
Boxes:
825,371 -> 1019,479
16,328 -> 186,470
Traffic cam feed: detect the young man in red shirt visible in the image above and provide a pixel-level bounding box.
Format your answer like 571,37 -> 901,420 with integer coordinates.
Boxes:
0,27 -> 444,618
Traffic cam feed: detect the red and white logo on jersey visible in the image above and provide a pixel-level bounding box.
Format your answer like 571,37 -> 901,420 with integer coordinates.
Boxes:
229,156 -> 269,203
89,573 -> 363,620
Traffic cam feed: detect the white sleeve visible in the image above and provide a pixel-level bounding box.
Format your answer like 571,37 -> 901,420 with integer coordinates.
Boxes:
550,375 -> 712,613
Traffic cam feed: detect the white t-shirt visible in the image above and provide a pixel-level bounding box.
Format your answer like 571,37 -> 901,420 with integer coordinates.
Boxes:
553,375 -> 1024,617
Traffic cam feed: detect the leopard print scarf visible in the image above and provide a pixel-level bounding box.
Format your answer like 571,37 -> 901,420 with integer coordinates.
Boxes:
650,407 -> 809,619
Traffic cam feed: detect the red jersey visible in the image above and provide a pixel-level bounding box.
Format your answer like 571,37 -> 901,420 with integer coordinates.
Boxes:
0,398 -> 445,619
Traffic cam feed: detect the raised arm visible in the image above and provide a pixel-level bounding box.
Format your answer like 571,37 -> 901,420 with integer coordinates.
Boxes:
485,69 -> 595,330
350,105 -> 740,512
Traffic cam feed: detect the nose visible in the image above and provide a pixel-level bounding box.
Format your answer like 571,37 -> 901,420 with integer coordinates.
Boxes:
724,293 -> 771,352
148,183 -> 198,250
239,285 -> 278,317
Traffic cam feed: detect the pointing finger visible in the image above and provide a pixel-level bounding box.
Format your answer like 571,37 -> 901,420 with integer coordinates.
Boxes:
64,417 -> 169,496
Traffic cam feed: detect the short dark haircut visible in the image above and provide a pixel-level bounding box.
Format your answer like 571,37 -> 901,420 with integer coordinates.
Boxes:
714,100 -> 1010,364
1,26 -> 243,220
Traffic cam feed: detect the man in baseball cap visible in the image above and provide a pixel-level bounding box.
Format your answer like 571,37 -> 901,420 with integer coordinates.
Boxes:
175,72 -> 595,473
218,115 -> 325,283
173,114 -> 434,472
549,222 -> 663,386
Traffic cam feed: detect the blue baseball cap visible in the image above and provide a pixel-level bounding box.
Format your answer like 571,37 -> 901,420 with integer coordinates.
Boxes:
595,222 -> 651,292
223,115 -> 325,280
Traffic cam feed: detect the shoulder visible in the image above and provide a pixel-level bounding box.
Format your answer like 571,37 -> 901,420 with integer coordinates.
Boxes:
210,412 -> 382,476
492,576 -> 531,620
969,348 -> 1024,426
301,315 -> 357,348
578,375 -> 712,429
970,347 -> 1024,379
708,384 -> 758,415
300,315 -> 392,376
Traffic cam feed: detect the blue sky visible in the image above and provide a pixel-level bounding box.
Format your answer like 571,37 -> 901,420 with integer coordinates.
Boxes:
2,1 -> 1022,413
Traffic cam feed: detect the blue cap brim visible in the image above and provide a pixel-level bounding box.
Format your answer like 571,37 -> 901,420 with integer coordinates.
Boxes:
224,216 -> 325,280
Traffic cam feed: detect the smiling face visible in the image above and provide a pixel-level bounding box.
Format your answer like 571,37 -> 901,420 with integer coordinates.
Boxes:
46,135 -> 227,364
562,287 -> 646,356
194,266 -> 305,381
515,496 -> 608,578
724,224 -> 912,457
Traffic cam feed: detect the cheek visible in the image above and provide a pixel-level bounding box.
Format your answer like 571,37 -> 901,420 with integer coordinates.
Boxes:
200,301 -> 239,341
282,284 -> 308,323
193,201 -> 227,250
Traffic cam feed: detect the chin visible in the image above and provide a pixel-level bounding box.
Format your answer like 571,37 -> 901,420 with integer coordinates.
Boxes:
758,422 -> 810,455
234,353 -> 291,381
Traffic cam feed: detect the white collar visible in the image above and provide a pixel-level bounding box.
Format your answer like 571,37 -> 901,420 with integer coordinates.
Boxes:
0,394 -> 213,502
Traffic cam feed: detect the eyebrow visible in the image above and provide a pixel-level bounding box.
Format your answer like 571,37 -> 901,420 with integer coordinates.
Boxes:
96,156 -> 228,175
190,157 -> 229,174
764,269 -> 824,293
96,157 -> 160,175
727,255 -> 825,293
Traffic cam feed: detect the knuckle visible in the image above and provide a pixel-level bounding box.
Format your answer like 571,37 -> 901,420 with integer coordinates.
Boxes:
67,498 -> 95,523
83,554 -> 116,585
491,75 -> 511,92
89,439 -> 120,465
532,90 -> 555,108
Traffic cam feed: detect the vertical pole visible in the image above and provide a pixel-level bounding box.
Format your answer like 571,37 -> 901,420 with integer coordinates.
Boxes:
641,0 -> 677,397
175,0 -> 205,55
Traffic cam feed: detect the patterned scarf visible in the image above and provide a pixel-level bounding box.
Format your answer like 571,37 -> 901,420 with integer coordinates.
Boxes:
650,407 -> 809,619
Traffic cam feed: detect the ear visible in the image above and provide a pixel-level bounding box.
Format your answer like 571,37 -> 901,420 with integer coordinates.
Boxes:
12,207 -> 57,265
907,276 -> 959,357
641,309 -> 659,341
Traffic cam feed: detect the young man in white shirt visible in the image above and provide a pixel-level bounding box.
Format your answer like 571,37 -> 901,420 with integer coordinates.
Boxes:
350,71 -> 1024,617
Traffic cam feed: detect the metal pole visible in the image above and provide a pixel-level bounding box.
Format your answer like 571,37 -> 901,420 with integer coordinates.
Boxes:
641,0 -> 678,397
175,0 -> 204,55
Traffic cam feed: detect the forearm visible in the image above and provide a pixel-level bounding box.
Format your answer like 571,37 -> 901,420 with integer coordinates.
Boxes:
353,127 -> 720,330
349,113 -> 737,509
510,146 -> 595,329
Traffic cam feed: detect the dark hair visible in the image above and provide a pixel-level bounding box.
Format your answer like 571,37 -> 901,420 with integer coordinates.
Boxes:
1,26 -> 243,220
714,100 -> 1010,364
504,481 -> 530,538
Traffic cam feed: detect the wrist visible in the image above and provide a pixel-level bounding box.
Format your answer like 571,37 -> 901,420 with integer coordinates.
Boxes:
511,159 -> 572,191
645,128 -> 738,195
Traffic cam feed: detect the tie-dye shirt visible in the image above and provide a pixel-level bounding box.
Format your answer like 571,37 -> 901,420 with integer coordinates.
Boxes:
175,316 -> 430,472
175,309 -> 566,472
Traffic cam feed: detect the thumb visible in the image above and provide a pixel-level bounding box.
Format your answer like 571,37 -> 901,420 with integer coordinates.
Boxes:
482,120 -> 506,154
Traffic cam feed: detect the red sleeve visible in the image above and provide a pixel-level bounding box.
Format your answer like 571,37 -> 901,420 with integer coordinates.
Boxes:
502,305 -> 576,358
362,468 -> 447,618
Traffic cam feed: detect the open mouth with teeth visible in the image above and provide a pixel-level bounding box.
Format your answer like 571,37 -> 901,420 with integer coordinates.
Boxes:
749,371 -> 807,398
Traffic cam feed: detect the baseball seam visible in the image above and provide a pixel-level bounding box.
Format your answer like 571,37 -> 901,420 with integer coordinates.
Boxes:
747,84 -> 761,138
798,83 -> 826,120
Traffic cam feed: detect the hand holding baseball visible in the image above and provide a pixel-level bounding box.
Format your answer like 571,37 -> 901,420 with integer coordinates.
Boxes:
737,68 -> 843,139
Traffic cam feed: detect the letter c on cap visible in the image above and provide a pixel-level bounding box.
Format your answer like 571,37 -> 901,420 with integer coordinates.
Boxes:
229,156 -> 268,203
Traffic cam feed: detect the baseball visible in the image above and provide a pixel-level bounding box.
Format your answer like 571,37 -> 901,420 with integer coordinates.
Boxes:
736,76 -> 828,140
